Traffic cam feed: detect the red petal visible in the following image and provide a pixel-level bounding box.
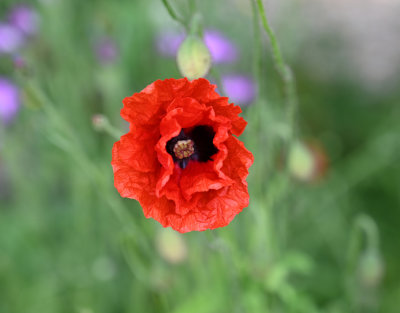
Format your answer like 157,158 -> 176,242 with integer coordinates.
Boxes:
112,78 -> 253,232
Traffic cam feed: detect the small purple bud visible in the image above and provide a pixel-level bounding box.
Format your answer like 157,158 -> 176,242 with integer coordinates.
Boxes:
8,5 -> 39,37
0,77 -> 20,125
13,54 -> 26,69
222,74 -> 256,106
0,23 -> 24,54
156,29 -> 238,64
95,37 -> 118,64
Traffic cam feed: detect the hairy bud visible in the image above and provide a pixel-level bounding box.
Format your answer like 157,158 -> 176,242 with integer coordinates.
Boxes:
177,35 -> 211,80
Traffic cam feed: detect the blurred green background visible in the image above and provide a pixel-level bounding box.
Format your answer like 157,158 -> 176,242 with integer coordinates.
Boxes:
1,0 -> 399,312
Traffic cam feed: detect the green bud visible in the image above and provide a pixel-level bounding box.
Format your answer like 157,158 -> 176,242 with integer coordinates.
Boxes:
358,250 -> 384,289
92,114 -> 108,132
155,228 -> 187,264
288,141 -> 315,181
177,35 -> 211,80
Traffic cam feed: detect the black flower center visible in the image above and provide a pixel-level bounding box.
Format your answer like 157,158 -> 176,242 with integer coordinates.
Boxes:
166,125 -> 218,169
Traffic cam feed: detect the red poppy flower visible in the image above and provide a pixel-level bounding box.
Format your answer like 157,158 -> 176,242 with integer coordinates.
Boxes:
111,78 -> 253,233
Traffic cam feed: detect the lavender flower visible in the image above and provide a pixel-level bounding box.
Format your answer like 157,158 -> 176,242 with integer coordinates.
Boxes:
204,30 -> 238,64
0,23 -> 24,54
222,74 -> 256,106
95,37 -> 118,64
0,77 -> 20,125
156,29 -> 238,64
13,54 -> 26,69
8,4 -> 39,37
155,31 -> 185,57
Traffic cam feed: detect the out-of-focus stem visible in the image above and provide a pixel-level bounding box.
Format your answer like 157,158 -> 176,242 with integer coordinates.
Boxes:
161,0 -> 187,28
254,0 -> 298,140
250,0 -> 262,99
345,214 -> 382,310
210,67 -> 225,97
93,114 -> 122,140
347,214 -> 380,266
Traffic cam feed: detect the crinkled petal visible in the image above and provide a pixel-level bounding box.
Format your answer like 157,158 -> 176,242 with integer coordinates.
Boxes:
179,161 -> 233,200
112,77 -> 253,233
221,136 -> 254,182
112,130 -> 158,173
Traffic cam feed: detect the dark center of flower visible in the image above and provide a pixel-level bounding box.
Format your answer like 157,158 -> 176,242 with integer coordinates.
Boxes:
166,125 -> 218,169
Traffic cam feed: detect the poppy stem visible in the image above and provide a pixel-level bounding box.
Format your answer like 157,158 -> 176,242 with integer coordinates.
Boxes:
347,214 -> 380,262
92,114 -> 123,140
188,12 -> 204,37
250,0 -> 263,100
345,214 -> 382,307
209,67 -> 226,96
161,0 -> 188,29
254,0 -> 298,144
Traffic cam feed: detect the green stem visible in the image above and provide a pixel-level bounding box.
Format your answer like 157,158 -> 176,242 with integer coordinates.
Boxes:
345,214 -> 381,309
189,0 -> 197,17
349,214 -> 380,257
100,117 -> 123,140
188,12 -> 204,37
346,214 -> 380,285
210,67 -> 225,97
24,81 -> 136,230
254,0 -> 298,140
161,0 -> 187,28
250,0 -> 262,99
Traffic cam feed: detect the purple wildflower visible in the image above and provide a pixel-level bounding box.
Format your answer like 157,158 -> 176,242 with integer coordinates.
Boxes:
155,31 -> 185,57
0,77 -> 20,125
222,74 -> 256,106
13,54 -> 26,69
204,30 -> 238,64
8,5 -> 39,37
0,23 -> 24,54
95,37 -> 118,64
156,29 -> 238,64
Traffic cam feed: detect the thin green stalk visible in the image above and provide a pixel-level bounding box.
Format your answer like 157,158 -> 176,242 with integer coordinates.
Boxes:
104,124 -> 123,140
250,0 -> 263,99
94,115 -> 123,140
347,214 -> 380,268
254,0 -> 298,139
161,0 -> 187,28
345,214 -> 382,311
189,0 -> 197,17
210,67 -> 226,97
24,81 -> 137,231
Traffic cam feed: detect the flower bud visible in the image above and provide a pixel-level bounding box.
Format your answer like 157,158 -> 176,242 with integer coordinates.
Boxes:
357,250 -> 384,289
91,256 -> 116,281
288,140 -> 328,182
155,228 -> 187,264
8,5 -> 39,37
0,77 -> 20,125
177,35 -> 211,80
95,37 -> 118,65
288,141 -> 314,181
92,114 -> 108,131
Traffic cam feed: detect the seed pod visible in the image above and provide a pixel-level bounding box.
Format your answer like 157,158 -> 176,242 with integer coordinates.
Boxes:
358,250 -> 384,289
288,140 -> 328,182
177,35 -> 211,80
156,228 -> 187,264
288,141 -> 314,181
